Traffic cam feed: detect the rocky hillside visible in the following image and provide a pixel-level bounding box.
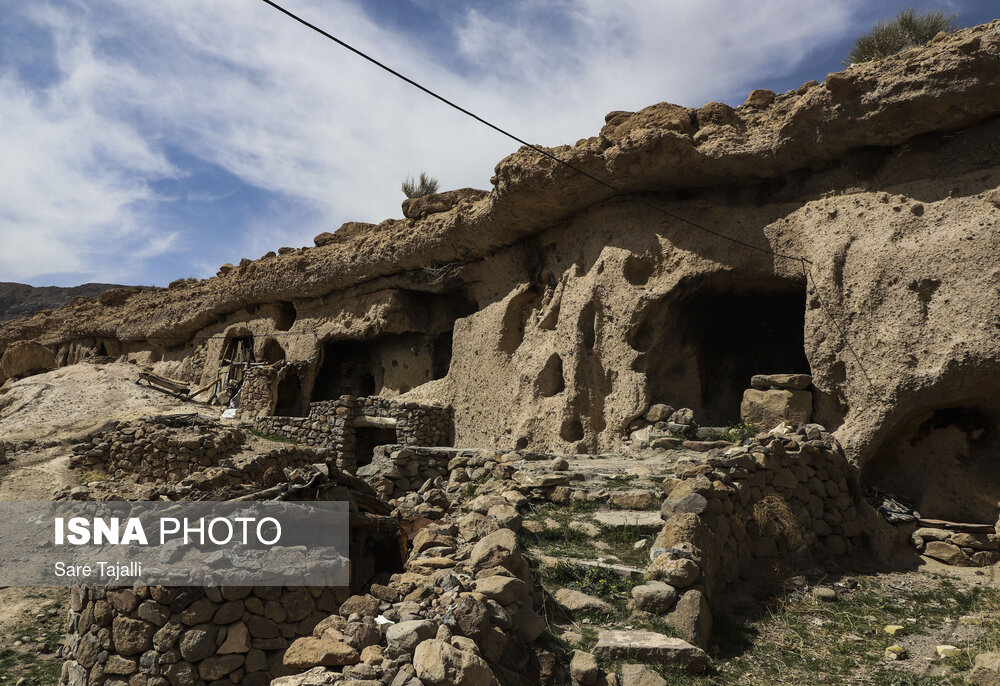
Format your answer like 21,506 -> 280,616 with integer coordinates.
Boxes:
0,21 -> 998,494
0,282 -> 129,322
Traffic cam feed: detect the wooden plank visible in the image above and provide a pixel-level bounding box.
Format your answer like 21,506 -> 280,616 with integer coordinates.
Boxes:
917,518 -> 995,533
138,371 -> 189,394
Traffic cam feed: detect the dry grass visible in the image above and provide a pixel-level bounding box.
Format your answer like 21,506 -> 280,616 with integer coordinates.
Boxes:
750,495 -> 803,549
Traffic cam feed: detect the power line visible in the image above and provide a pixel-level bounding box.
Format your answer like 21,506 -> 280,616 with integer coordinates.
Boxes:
259,0 -> 888,407
259,0 -> 804,263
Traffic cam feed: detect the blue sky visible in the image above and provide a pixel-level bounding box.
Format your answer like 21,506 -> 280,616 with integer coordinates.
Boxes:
1,1 -> 995,287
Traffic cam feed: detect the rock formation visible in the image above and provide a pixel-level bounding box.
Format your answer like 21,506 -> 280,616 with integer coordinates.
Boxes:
2,21 -> 1000,527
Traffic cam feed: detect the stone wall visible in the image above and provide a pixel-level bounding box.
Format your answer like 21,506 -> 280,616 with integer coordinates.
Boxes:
358,445 -> 556,502
253,397 -> 452,472
236,365 -> 282,420
632,424 -> 888,644
69,416 -> 244,483
62,583 -> 348,686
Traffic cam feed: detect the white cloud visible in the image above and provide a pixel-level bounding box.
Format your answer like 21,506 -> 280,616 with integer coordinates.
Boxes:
0,0 -> 863,285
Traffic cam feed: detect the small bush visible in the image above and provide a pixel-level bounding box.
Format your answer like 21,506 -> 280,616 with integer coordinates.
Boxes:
723,421 -> 758,443
78,469 -> 109,483
401,172 -> 439,198
846,8 -> 958,64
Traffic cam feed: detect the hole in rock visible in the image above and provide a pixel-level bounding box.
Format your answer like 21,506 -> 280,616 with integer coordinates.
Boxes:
260,338 -> 286,364
274,301 -> 297,331
861,405 -> 1000,524
560,417 -> 584,442
640,277 -> 810,425
354,427 -> 398,469
273,370 -> 307,417
312,341 -> 376,401
536,353 -> 565,397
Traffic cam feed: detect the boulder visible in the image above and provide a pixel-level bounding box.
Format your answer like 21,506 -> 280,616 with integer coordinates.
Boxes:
621,663 -> 668,686
645,556 -> 700,588
665,589 -> 712,648
741,388 -> 812,430
412,639 -> 494,686
271,667 -> 342,685
0,341 -> 56,381
594,510 -> 663,533
283,637 -> 360,668
402,188 -> 489,220
554,588 -> 614,614
644,404 -> 674,423
924,541 -> 974,566
750,373 -> 812,390
385,620 -> 437,654
631,582 -> 678,614
611,490 -> 659,510
592,630 -> 708,673
569,650 -> 599,685
970,651 -> 1000,686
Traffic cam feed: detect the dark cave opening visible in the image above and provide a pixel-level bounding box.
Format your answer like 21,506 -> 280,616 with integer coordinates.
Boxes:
260,338 -> 286,365
640,280 -> 810,426
861,405 -> 1000,524
354,426 -> 398,469
311,341 -> 377,402
274,370 -> 307,417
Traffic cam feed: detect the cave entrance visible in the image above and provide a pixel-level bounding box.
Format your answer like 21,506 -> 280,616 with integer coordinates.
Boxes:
312,341 -> 377,401
354,426 -> 398,469
274,370 -> 307,417
861,405 -> 1000,524
260,338 -> 286,365
642,279 -> 810,426
221,335 -> 254,365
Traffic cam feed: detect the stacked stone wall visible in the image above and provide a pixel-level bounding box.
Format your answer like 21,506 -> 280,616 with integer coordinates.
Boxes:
62,583 -> 347,686
253,397 -> 452,472
236,365 -> 281,419
69,416 -> 244,483
632,424 -> 888,641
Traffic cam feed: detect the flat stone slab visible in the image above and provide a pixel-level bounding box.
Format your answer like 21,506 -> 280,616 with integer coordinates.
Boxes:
594,510 -> 663,533
593,630 -> 709,673
751,373 -> 812,390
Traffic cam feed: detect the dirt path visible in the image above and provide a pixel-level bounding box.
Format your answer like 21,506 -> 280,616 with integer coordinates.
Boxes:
0,446 -> 75,502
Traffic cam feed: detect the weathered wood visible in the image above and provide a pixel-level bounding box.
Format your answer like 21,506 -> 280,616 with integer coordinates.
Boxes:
139,371 -> 189,395
917,518 -> 995,533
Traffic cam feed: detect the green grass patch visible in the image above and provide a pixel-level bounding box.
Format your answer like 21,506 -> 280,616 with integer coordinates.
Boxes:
247,428 -> 297,444
540,561 -> 643,604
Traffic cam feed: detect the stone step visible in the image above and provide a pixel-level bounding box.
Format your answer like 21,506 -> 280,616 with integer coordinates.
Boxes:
593,510 -> 663,533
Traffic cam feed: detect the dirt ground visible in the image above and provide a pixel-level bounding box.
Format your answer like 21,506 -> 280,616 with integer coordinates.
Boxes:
0,362 -> 203,441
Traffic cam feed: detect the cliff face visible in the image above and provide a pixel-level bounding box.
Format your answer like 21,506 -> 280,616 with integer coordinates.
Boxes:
0,282 -> 128,322
2,22 -> 1000,518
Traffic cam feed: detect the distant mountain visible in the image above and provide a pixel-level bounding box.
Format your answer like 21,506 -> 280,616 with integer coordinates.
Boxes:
0,282 -> 130,321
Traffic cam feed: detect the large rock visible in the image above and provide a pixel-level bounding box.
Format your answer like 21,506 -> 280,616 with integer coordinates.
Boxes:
593,630 -> 709,673
751,373 -> 812,390
569,650 -> 599,685
0,341 -> 55,381
554,588 -> 614,614
402,188 -> 489,220
594,510 -> 663,533
271,667 -> 342,685
645,556 -> 700,588
621,663 -> 668,686
412,639 -> 494,686
741,388 -> 812,430
385,620 -> 437,654
283,637 -> 360,668
631,582 -> 678,613
111,617 -> 154,656
665,589 -> 712,648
